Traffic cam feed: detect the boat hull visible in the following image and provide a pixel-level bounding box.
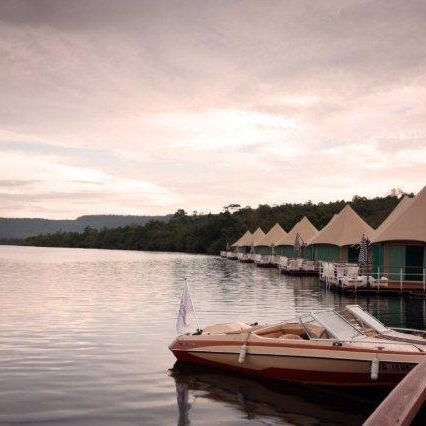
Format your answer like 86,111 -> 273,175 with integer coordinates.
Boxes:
170,339 -> 418,386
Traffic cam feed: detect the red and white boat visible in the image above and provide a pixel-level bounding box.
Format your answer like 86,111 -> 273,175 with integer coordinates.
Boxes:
169,308 -> 426,386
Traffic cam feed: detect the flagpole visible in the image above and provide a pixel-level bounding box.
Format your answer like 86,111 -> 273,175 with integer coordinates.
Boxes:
185,278 -> 201,331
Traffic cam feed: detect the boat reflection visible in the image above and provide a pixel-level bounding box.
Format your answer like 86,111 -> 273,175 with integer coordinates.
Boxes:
170,361 -> 387,425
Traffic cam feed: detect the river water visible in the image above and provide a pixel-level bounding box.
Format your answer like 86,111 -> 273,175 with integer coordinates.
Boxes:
1,245 -> 425,425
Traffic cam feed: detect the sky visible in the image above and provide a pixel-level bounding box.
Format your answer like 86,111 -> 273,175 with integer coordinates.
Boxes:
1,0 -> 426,219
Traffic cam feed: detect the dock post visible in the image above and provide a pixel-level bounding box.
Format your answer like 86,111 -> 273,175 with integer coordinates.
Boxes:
377,267 -> 380,293
400,267 -> 403,294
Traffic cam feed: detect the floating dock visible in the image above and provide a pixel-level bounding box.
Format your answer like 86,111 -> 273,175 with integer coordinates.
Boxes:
364,360 -> 426,425
321,280 -> 426,296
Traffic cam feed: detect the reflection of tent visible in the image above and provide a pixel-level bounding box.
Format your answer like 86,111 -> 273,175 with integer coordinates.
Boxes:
254,223 -> 287,255
307,205 -> 374,262
371,186 -> 425,281
275,217 -> 318,257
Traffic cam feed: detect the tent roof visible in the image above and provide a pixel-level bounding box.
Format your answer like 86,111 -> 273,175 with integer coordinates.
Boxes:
372,186 -> 426,243
231,230 -> 252,247
276,216 -> 318,246
251,227 -> 266,246
254,223 -> 287,247
371,196 -> 414,242
307,204 -> 374,247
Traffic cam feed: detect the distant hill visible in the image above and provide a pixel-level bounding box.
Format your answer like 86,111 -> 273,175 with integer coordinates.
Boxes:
0,214 -> 171,240
24,194 -> 409,255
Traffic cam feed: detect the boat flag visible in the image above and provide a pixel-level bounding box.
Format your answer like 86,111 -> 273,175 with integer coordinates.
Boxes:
176,279 -> 200,333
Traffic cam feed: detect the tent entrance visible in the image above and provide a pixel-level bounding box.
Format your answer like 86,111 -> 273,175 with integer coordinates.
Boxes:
405,245 -> 424,281
347,246 -> 360,262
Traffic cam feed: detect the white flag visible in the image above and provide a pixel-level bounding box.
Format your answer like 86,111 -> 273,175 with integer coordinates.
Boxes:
176,281 -> 196,333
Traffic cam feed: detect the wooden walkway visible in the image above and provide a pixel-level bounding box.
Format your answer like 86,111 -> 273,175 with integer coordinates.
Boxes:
321,279 -> 426,296
364,360 -> 426,425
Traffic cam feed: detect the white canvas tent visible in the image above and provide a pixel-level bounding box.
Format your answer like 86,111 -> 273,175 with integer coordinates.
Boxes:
307,205 -> 374,262
255,223 -> 287,248
370,186 -> 426,281
276,216 -> 318,247
308,205 -> 374,247
372,189 -> 425,243
231,230 -> 253,248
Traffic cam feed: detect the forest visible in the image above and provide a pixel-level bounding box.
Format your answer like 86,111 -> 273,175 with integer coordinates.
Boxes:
25,194 -> 405,254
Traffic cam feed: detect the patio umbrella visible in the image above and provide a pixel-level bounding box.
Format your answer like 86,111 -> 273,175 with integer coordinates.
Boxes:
294,233 -> 305,257
358,233 -> 371,266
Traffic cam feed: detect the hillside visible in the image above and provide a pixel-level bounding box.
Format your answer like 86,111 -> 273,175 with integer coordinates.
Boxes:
24,195 -> 405,254
0,215 -> 171,240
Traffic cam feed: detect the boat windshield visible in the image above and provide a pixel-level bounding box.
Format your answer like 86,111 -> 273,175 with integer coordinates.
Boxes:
304,310 -> 364,341
345,305 -> 388,333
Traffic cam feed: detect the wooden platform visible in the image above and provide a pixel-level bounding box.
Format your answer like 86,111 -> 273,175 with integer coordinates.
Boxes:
321,279 -> 426,296
281,269 -> 319,276
364,360 -> 426,425
255,263 -> 275,268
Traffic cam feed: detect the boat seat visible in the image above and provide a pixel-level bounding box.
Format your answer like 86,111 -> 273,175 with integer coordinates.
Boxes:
306,324 -> 330,339
279,334 -> 303,340
281,324 -> 305,337
256,323 -> 305,339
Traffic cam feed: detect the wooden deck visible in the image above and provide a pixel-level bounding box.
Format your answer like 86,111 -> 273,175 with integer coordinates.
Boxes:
320,279 -> 426,295
280,269 -> 318,276
364,360 -> 426,425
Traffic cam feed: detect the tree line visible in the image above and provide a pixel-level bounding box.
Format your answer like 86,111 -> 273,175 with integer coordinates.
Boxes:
25,195 -> 404,254
0,214 -> 171,240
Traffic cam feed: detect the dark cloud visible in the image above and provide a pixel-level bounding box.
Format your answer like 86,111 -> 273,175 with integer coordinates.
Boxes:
0,0 -> 150,28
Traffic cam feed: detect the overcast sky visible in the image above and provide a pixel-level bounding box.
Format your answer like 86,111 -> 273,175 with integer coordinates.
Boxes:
1,0 -> 425,219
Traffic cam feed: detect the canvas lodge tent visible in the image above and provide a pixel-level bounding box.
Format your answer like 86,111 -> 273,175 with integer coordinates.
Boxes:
275,216 -> 318,258
250,227 -> 266,252
371,186 -> 426,281
307,205 -> 374,262
231,230 -> 252,253
370,195 -> 413,277
254,223 -> 287,255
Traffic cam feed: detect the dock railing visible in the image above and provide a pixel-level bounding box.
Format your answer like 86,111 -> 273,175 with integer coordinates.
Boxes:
372,266 -> 426,293
319,261 -> 426,293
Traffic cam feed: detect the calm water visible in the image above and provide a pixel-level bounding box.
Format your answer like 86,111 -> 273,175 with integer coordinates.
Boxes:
1,246 -> 425,425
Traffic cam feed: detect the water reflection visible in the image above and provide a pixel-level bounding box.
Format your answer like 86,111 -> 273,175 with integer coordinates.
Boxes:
171,362 -> 386,425
0,246 -> 425,425
404,298 -> 426,330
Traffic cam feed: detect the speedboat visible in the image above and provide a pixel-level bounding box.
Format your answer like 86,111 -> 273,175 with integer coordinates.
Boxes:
343,304 -> 426,346
169,308 -> 426,386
